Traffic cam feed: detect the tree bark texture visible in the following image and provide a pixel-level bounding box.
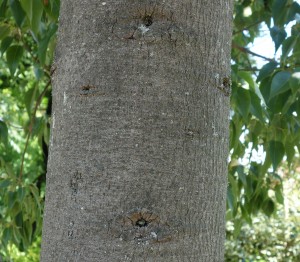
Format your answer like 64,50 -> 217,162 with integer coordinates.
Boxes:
41,0 -> 233,261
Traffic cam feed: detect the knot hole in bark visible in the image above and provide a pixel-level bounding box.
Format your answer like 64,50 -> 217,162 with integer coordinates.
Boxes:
143,14 -> 153,27
108,208 -> 181,244
136,218 -> 149,227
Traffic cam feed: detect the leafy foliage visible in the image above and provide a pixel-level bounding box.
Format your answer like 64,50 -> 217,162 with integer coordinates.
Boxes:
225,169 -> 300,261
229,0 -> 300,230
0,0 -> 58,259
0,0 -> 299,260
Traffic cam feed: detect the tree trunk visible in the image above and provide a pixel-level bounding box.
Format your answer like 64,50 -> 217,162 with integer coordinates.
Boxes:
41,0 -> 233,261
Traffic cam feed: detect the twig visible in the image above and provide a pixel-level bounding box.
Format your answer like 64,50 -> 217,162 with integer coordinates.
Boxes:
237,67 -> 259,71
233,20 -> 263,35
19,79 -> 51,180
232,43 -> 276,62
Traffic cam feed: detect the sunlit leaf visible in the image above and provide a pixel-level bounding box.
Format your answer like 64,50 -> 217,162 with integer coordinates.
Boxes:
290,71 -> 300,93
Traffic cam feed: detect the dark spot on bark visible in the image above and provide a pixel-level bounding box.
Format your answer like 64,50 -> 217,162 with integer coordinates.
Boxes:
79,85 -> 105,97
80,85 -> 95,96
143,15 -> 153,27
217,77 -> 231,96
70,171 -> 82,200
184,128 -> 201,138
223,77 -> 231,88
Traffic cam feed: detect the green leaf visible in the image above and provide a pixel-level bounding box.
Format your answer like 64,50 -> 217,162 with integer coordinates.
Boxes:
272,0 -> 287,26
2,227 -> 12,246
249,91 -> 264,122
20,0 -> 43,35
287,2 -> 300,23
227,186 -> 235,212
281,36 -> 298,61
259,76 -> 271,103
270,26 -> 287,51
257,61 -> 278,82
0,36 -> 13,55
268,89 -> 292,114
34,66 -> 44,80
17,187 -> 26,202
31,117 -> 44,137
12,224 -> 22,244
233,218 -> 243,238
0,0 -> 8,18
290,72 -> 300,93
238,71 -> 255,89
240,205 -> 252,224
0,120 -> 8,147
227,174 -> 238,216
15,211 -> 23,228
0,24 -> 10,40
8,191 -> 17,209
38,22 -> 58,65
262,198 -> 275,217
285,142 -> 295,166
9,0 -> 26,27
269,71 -> 291,100
236,165 -> 247,186
29,184 -> 41,211
22,220 -> 32,247
236,87 -> 251,120
44,0 -> 60,20
6,45 -> 24,75
269,141 -> 284,170
274,185 -> 284,204
0,179 -> 11,188
24,83 -> 38,116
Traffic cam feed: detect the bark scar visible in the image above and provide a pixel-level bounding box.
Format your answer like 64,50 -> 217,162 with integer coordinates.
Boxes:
217,77 -> 231,96
79,85 -> 106,97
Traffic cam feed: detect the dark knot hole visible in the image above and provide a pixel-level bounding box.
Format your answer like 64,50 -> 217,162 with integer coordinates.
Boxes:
143,15 -> 153,27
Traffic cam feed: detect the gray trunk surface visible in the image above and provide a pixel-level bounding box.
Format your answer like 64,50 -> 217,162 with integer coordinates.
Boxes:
41,0 -> 233,261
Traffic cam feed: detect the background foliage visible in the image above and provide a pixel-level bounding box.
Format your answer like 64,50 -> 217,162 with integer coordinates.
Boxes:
0,0 -> 299,260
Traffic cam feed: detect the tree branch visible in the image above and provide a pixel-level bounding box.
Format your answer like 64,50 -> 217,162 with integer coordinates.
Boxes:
232,42 -> 276,62
19,79 -> 51,180
233,20 -> 263,35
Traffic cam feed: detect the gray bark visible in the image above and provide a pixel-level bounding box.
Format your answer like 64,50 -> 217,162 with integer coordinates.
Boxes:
41,0 -> 233,261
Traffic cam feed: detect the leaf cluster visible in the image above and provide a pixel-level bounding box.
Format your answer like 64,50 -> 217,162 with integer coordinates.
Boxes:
229,0 -> 300,231
0,0 -> 59,259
